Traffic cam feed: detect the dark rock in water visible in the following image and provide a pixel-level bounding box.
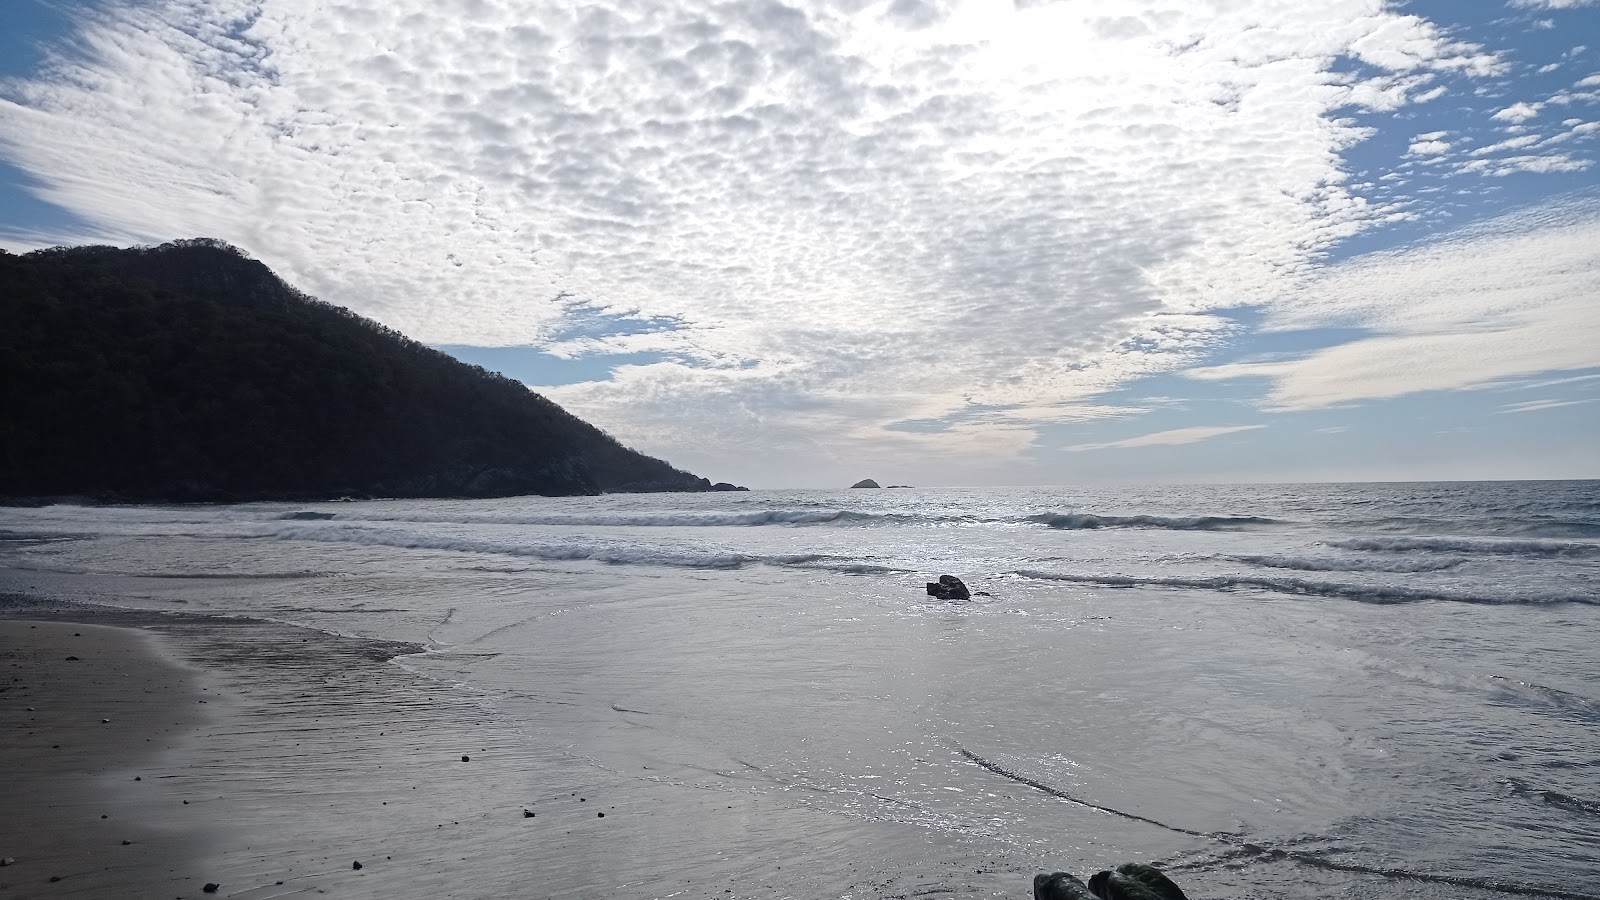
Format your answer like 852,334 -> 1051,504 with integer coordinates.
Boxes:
283,511 -> 336,520
1085,864 -> 1187,900
886,484 -> 914,488
925,575 -> 970,601
203,884 -> 220,893
851,479 -> 880,488
461,755 -> 470,762
710,482 -> 749,491
523,809 -> 535,817
352,860 -> 363,870
64,656 -> 79,661
1035,864 -> 1188,900
1035,872 -> 1097,900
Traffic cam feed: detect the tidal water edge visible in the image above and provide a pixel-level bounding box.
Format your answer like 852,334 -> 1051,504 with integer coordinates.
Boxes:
2,482 -> 1597,898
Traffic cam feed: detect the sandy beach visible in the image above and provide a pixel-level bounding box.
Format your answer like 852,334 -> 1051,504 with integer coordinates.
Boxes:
0,616 -> 216,898
2,600 -> 555,900
3,596 -> 985,900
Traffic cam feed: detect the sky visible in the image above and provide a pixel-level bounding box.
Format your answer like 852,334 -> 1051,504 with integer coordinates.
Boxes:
1,0 -> 1597,488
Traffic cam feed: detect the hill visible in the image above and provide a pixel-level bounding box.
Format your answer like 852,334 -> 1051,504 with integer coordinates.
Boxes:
0,239 -> 738,502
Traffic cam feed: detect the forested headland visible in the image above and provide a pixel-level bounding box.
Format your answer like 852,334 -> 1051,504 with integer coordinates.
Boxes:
1,239 -> 739,503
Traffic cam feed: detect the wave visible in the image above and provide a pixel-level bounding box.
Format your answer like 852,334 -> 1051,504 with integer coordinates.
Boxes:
276,508 -> 866,527
250,521 -> 910,574
276,508 -> 1284,532
1485,674 -> 1600,722
1029,513 -> 1280,531
1229,554 -> 1467,573
1328,515 -> 1600,539
0,530 -> 87,543
1012,570 -> 1599,606
1328,536 -> 1600,557
1500,778 -> 1600,817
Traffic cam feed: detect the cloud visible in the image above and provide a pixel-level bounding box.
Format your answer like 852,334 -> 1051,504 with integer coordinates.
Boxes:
1509,0 -> 1598,7
1469,134 -> 1541,155
1457,153 -> 1591,174
1497,372 -> 1600,390
1066,424 -> 1264,452
0,0 -> 1519,480
1499,398 -> 1596,413
1188,197 -> 1600,410
1407,138 -> 1452,156
1492,101 -> 1543,122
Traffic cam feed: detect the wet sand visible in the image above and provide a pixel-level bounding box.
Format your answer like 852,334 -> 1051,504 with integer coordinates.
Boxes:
0,617 -> 217,898
2,598 -> 1010,899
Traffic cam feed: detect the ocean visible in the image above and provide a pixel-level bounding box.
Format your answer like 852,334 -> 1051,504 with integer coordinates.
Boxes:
2,481 -> 1597,899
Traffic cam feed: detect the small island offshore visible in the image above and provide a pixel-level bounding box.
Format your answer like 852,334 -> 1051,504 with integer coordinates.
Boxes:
0,239 -> 745,504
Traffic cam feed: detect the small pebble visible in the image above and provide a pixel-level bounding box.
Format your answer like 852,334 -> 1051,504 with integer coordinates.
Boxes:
352,860 -> 363,870
461,755 -> 470,762
597,812 -> 605,818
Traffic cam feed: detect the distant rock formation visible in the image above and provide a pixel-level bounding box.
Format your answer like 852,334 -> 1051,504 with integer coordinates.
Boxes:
851,479 -> 881,488
0,239 -> 734,503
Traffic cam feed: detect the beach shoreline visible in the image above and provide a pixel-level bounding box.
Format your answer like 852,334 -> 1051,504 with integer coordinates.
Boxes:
0,593 -> 1034,899
0,613 -> 222,898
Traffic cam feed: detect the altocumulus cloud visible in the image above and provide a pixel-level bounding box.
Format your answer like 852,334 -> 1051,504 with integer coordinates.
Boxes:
0,0 -> 1523,480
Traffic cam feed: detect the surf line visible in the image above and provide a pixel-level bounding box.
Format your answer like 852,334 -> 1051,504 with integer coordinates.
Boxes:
953,746 -> 1600,900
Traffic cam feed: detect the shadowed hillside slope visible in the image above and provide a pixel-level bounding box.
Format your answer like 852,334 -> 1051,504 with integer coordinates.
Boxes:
1,239 -> 730,502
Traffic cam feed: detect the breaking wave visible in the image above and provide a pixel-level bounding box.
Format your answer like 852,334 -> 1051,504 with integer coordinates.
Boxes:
1029,513 -> 1280,531
277,508 -> 1286,532
277,508 -> 869,527
1012,570 -> 1599,606
1230,554 -> 1468,573
1329,536 -> 1600,557
249,521 -> 908,574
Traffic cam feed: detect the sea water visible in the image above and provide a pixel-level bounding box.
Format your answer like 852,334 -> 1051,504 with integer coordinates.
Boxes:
1,481 -> 1597,898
